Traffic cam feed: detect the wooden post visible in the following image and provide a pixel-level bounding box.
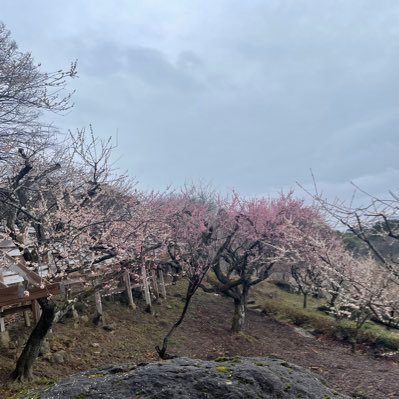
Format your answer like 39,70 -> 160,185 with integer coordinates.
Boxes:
0,307 -> 5,333
32,299 -> 42,324
24,310 -> 31,327
95,289 -> 105,325
142,263 -> 153,314
124,270 -> 136,310
0,308 -> 10,348
151,269 -> 160,301
158,269 -> 167,300
0,314 -> 9,348
60,282 -> 66,298
0,251 -> 9,347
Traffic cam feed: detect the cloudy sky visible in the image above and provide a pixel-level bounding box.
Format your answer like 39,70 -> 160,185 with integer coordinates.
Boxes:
2,1 -> 399,202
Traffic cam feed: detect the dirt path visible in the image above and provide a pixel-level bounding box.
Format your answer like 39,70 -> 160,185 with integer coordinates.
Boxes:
173,293 -> 399,399
1,287 -> 398,398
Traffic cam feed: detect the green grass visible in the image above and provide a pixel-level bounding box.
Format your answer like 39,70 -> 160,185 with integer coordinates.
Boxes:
2,376 -> 56,399
252,281 -> 399,351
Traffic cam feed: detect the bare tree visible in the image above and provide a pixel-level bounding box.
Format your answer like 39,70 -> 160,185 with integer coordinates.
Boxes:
0,21 -> 76,159
302,178 -> 399,334
306,179 -> 399,283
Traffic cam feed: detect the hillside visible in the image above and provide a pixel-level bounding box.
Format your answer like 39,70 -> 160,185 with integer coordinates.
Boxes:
1,282 -> 399,398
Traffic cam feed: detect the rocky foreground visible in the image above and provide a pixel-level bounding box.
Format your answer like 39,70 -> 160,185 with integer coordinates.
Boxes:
30,356 -> 348,399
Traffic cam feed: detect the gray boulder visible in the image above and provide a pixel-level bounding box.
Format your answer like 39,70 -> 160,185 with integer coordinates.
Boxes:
34,357 -> 348,399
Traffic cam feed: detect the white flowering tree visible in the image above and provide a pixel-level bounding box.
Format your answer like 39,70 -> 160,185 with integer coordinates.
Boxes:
3,130 -> 133,381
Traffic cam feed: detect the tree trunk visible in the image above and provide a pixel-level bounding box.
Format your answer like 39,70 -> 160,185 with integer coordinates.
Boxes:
303,292 -> 308,309
12,298 -> 55,382
350,338 -> 357,353
157,281 -> 196,360
231,296 -> 246,333
351,317 -> 368,354
350,327 -> 360,353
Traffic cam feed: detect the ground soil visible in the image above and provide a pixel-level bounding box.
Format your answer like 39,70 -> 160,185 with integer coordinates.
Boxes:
1,283 -> 398,398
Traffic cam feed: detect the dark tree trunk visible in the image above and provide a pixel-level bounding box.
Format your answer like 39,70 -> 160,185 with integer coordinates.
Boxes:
231,285 -> 249,333
12,298 -> 55,382
303,292 -> 308,309
231,297 -> 246,332
350,317 -> 368,354
156,280 -> 197,360
350,326 -> 361,353
350,338 -> 357,353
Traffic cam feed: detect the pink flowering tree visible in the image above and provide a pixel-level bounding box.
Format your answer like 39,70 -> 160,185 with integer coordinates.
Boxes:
202,193 -> 321,332
156,188 -> 236,359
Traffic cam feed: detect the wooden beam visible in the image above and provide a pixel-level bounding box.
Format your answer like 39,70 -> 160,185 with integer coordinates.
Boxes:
0,304 -> 32,317
0,283 -> 59,308
56,278 -> 86,287
4,253 -> 43,286
0,285 -> 20,300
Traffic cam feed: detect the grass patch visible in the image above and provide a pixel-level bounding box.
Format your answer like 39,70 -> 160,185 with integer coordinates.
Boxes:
87,373 -> 105,379
253,281 -> 399,351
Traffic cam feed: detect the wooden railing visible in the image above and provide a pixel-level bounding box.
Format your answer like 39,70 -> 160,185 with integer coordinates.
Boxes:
0,283 -> 60,308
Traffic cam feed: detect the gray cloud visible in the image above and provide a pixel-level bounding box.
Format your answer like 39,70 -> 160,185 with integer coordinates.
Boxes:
2,0 -> 399,202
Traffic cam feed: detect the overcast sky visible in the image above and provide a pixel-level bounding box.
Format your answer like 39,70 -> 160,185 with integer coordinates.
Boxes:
2,1 -> 399,203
